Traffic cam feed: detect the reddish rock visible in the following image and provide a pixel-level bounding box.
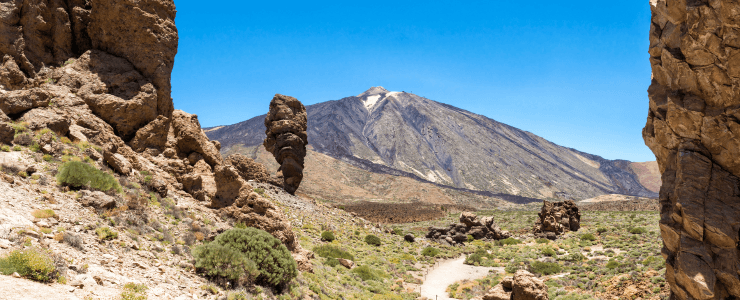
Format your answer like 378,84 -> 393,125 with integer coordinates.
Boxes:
532,200 -> 580,238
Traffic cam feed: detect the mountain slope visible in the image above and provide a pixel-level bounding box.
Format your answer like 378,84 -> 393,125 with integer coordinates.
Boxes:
207,87 -> 658,200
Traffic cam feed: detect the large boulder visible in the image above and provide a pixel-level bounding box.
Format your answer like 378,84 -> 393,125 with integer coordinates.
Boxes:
644,1 -> 740,299
532,200 -> 580,238
263,94 -> 307,195
0,88 -> 51,115
484,270 -> 548,300
170,110 -> 222,168
18,108 -> 70,136
225,153 -> 271,183
426,212 -> 510,245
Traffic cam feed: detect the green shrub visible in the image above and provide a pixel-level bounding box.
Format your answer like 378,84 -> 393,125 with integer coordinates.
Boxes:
29,143 -> 39,152
312,245 -> 354,260
121,283 -> 148,300
96,227 -> 118,240
421,247 -> 440,257
581,233 -> 596,241
530,261 -> 561,275
192,243 -> 259,286
629,227 -> 647,234
498,237 -> 521,246
597,227 -> 608,234
321,231 -> 335,242
364,234 -> 381,246
325,257 -> 340,267
351,265 -> 386,281
0,248 -> 57,282
1,145 -> 9,152
392,228 -> 403,235
535,238 -> 550,244
43,154 -> 52,162
56,161 -> 122,193
467,234 -> 475,242
606,260 -> 619,269
542,247 -> 556,256
208,228 -> 297,288
12,145 -> 21,151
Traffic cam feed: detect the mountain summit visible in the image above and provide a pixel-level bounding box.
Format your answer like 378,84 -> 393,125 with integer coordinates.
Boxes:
206,88 -> 658,200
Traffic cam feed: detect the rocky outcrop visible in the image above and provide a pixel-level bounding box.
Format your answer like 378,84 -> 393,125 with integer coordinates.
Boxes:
483,270 -> 548,300
225,153 -> 271,183
426,212 -> 510,245
532,200 -> 580,239
644,1 -> 740,299
263,94 -> 307,195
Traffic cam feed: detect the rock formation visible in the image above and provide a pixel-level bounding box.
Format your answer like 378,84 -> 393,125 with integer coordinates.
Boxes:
0,0 -> 312,273
644,1 -> 740,299
532,200 -> 580,240
263,94 -> 307,195
426,212 -> 510,245
483,270 -> 549,300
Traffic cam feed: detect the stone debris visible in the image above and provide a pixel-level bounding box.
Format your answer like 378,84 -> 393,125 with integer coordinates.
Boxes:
426,212 -> 510,245
644,1 -> 740,299
532,200 -> 580,239
263,94 -> 308,195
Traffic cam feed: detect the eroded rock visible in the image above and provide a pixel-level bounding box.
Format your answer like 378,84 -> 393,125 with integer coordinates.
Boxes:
644,1 -> 740,299
532,200 -> 580,239
225,153 -> 271,183
426,212 -> 510,245
263,94 -> 307,195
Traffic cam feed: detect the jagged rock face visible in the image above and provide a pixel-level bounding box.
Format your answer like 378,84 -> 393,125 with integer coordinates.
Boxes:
225,153 -> 271,183
263,94 -> 307,195
532,200 -> 580,239
426,212 -> 510,245
644,1 -> 740,299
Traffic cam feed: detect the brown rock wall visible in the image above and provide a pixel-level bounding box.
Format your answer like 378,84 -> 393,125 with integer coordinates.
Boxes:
644,1 -> 740,299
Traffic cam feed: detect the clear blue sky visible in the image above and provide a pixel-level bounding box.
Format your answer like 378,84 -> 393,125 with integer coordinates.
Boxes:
171,1 -> 655,162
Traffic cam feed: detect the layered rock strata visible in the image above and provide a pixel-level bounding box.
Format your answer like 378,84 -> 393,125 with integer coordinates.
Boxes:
263,94 -> 308,195
425,212 -> 510,245
532,200 -> 580,240
644,1 -> 740,299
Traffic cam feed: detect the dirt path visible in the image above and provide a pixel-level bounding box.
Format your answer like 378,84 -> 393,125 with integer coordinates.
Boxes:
420,256 -> 503,300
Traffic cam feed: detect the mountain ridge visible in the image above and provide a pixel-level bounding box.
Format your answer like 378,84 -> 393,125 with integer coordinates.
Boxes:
206,87 -> 659,201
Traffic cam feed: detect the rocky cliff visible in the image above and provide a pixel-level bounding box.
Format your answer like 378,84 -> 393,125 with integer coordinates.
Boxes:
644,1 -> 740,299
207,87 -> 659,201
0,0 -> 310,271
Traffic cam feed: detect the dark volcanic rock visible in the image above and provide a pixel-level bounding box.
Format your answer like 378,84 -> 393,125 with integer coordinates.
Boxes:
263,94 -> 307,195
643,1 -> 740,299
426,212 -> 510,245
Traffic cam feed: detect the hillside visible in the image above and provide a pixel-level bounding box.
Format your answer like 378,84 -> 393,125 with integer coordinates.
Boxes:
207,87 -> 659,201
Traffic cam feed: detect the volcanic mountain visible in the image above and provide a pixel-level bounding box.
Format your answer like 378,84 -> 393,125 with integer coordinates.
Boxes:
206,87 -> 659,200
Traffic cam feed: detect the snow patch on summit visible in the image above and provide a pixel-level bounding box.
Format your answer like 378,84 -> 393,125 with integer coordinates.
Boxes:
364,95 -> 381,110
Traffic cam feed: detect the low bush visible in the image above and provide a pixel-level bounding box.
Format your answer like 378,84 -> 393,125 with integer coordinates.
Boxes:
597,227 -> 608,234
96,227 -> 118,240
325,257 -> 340,267
421,247 -> 440,257
351,265 -> 386,281
0,248 -> 57,282
581,233 -> 596,241
392,228 -> 403,235
312,245 -> 354,260
193,243 -> 259,286
63,233 -> 84,250
530,261 -> 562,275
31,209 -> 55,219
121,283 -> 148,300
321,231 -> 335,242
364,234 -> 381,246
535,238 -> 550,244
629,227 -> 647,234
195,227 -> 297,288
497,237 -> 521,246
56,161 -> 122,193
606,260 -> 619,269
542,247 -> 556,256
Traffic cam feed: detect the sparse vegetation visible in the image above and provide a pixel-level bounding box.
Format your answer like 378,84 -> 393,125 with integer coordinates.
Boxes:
32,209 -> 55,219
121,283 -> 148,300
0,248 -> 57,282
96,227 -> 118,240
364,234 -> 381,246
320,230 -> 335,242
56,161 -> 122,193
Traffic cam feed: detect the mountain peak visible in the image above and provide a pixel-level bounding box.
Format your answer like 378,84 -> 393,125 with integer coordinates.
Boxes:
358,86 -> 389,97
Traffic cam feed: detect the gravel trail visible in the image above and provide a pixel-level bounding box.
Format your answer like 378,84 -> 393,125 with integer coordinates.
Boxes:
420,255 -> 503,300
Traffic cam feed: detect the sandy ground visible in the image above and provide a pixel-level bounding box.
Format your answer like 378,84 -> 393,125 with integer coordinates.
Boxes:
420,255 -> 504,300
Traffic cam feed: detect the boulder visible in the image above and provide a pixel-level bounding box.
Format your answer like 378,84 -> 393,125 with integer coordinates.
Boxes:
337,258 -> 354,269
532,200 -> 580,237
0,123 -> 13,145
0,88 -> 51,115
19,108 -> 70,136
103,145 -> 132,175
511,270 -> 548,300
170,110 -> 222,168
78,191 -> 116,210
426,213 -> 510,245
483,284 -> 511,300
404,233 -> 415,243
263,94 -> 307,194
